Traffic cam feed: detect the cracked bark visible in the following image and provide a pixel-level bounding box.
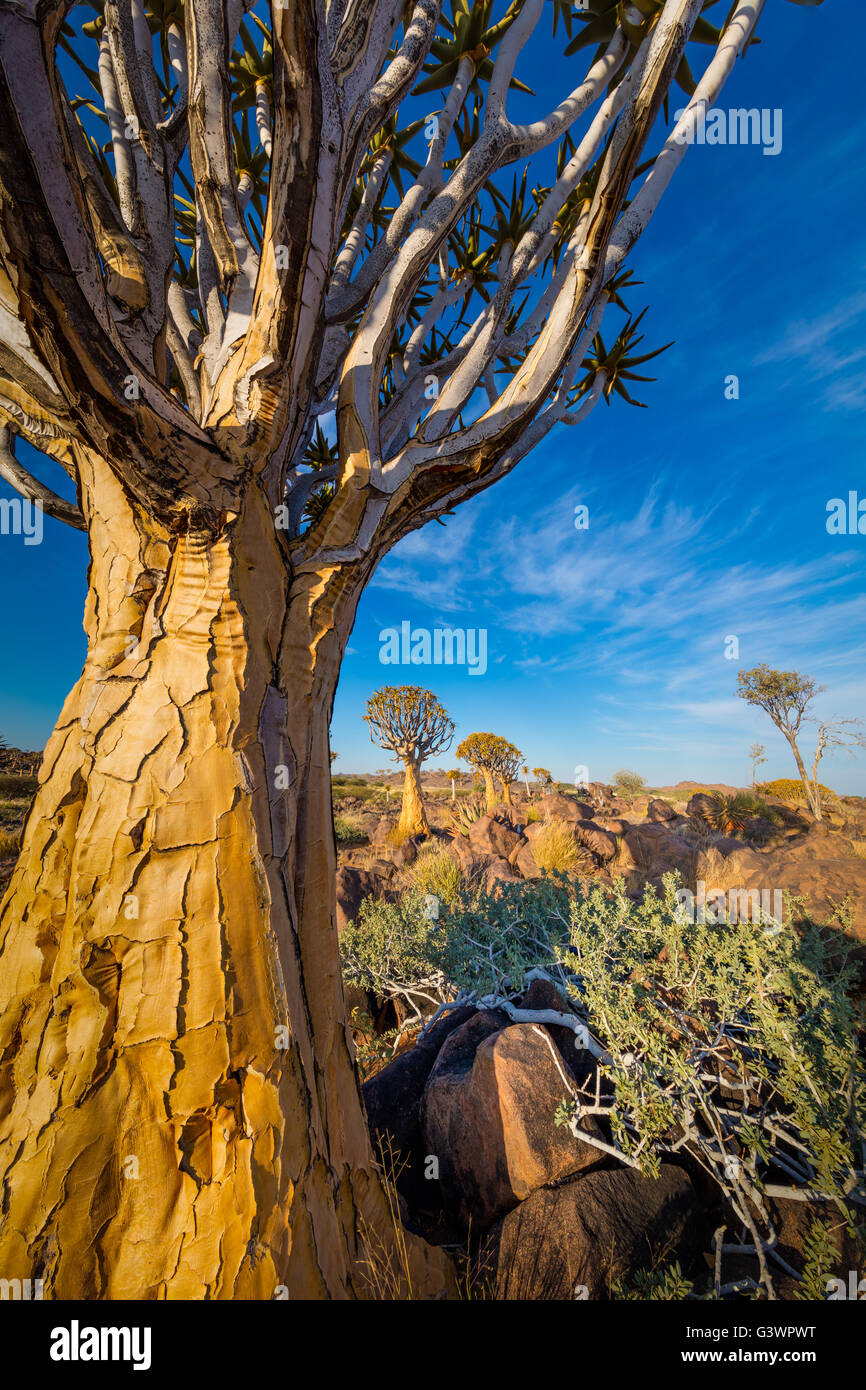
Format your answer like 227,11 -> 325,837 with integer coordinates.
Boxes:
0,454 -> 452,1299
396,757 -> 428,840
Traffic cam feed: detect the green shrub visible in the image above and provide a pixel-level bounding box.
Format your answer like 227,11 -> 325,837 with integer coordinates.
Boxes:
334,814 -> 366,844
611,1262 -> 695,1301
332,779 -> 385,804
340,891 -> 451,1025
436,876 -> 574,999
553,876 -> 865,1296
613,769 -> 645,796
525,805 -> 541,823
342,872 -> 865,1298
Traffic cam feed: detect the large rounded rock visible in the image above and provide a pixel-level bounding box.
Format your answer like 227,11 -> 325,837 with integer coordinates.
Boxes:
482,1164 -> 702,1300
390,835 -> 421,868
335,865 -> 389,932
593,816 -> 632,834
445,833 -> 480,876
687,792 -> 718,821
573,820 -> 617,863
517,977 -> 593,1086
373,815 -> 396,846
646,797 -> 677,823
511,840 -> 542,880
422,1021 -> 601,1229
489,802 -> 526,830
468,812 -> 524,860
539,793 -> 592,823
485,856 -> 521,891
740,827 -> 866,938
623,823 -> 695,880
362,1005 -> 476,1210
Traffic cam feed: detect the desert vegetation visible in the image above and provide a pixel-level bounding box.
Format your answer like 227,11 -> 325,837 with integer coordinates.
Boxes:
343,870 -> 865,1301
365,686 -> 455,840
458,732 -> 524,811
738,666 -> 864,822
328,726 -> 866,1300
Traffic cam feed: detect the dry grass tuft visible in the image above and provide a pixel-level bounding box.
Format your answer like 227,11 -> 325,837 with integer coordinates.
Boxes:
0,829 -> 20,858
533,818 -> 583,874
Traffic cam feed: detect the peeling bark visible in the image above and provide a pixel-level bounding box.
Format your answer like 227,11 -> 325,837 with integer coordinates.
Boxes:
482,769 -> 496,811
0,456 -> 452,1299
396,757 -> 428,840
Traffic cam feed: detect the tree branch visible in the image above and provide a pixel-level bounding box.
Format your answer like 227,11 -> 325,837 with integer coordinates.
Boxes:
0,425 -> 84,529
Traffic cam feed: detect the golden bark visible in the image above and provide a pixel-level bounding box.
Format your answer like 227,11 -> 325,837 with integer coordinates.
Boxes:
396,758 -> 428,840
0,454 -> 452,1300
500,779 -> 513,807
483,768 -> 497,811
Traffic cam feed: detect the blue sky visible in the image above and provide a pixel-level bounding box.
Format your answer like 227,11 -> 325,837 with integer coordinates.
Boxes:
2,2 -> 864,792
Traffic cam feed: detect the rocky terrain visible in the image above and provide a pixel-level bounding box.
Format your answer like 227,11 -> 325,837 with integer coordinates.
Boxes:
2,751 -> 864,1298
334,781 -> 866,942
362,975 -> 861,1299
335,776 -> 866,1298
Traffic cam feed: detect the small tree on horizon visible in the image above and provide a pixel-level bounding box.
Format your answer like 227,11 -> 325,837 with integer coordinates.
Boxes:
737,665 -> 863,821
613,769 -> 645,797
365,686 -> 454,838
446,768 -> 462,802
749,742 -> 767,787
532,766 -> 553,794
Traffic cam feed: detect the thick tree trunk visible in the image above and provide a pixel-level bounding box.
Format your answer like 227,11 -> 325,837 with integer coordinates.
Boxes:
0,455 -> 452,1300
396,757 -> 428,840
500,779 -> 513,808
482,769 -> 496,811
787,735 -> 822,821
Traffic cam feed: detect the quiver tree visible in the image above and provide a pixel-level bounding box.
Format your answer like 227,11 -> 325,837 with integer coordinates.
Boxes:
446,767 -> 462,801
532,766 -> 553,793
457,731 -> 520,810
364,686 -> 454,838
737,665 -> 863,822
493,738 -> 522,806
748,741 -> 766,787
0,0 -> 815,1299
